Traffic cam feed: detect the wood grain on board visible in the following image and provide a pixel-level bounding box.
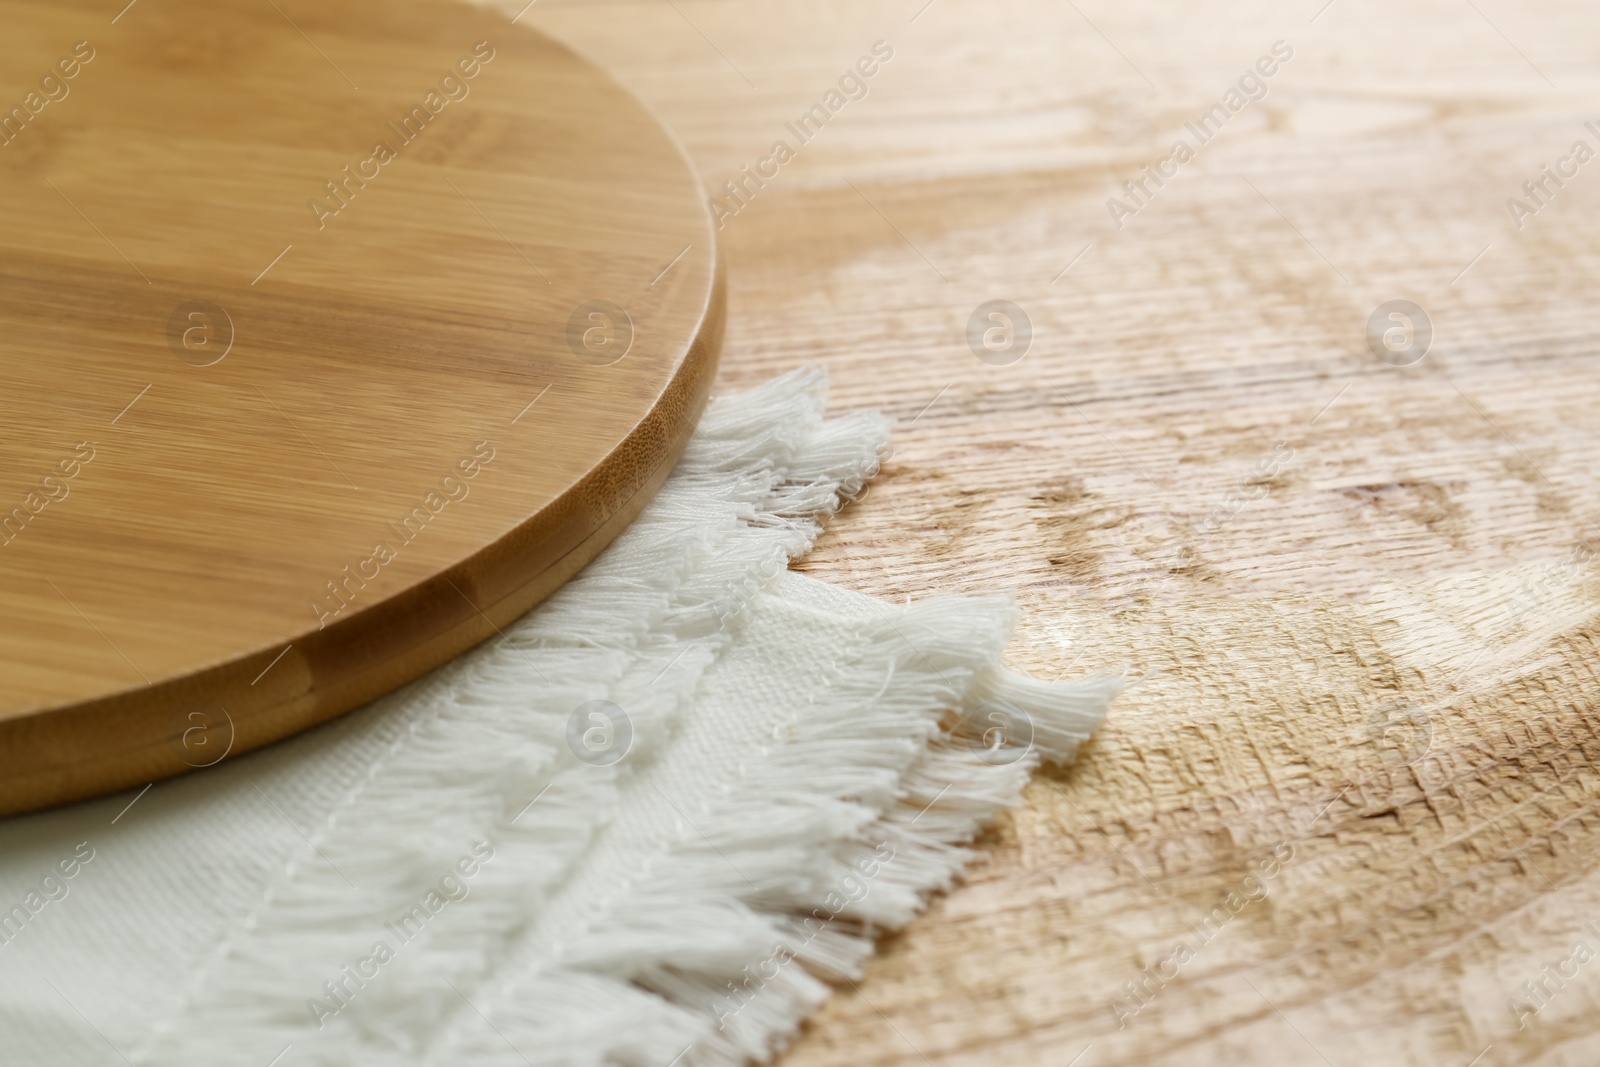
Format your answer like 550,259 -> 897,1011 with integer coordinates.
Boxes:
0,0 -> 722,815
496,0 -> 1600,1063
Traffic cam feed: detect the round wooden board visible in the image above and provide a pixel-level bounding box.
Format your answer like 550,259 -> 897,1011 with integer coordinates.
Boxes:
0,0 -> 722,816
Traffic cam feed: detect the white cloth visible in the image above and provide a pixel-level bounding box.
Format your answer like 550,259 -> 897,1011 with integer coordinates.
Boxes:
0,369 -> 1114,1066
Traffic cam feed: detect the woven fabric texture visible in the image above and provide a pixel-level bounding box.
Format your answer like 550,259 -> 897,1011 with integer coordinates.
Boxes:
0,369 -> 1115,1066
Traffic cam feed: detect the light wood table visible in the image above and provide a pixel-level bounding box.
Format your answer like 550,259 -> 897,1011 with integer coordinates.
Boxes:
501,1 -> 1600,1063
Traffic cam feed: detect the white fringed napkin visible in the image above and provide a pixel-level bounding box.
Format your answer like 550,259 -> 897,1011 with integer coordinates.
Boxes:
0,369 -> 1114,1066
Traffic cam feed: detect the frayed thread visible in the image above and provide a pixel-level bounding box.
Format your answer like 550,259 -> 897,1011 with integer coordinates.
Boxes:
126,366 -> 1113,1067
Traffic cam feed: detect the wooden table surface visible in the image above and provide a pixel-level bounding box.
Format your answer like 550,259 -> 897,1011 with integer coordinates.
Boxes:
497,1 -> 1600,1063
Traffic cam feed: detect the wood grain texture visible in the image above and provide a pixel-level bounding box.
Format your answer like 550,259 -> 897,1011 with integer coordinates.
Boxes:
0,0 -> 722,815
492,0 -> 1600,1063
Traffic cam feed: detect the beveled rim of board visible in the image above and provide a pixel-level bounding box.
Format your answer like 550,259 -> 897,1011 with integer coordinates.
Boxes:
0,0 -> 724,816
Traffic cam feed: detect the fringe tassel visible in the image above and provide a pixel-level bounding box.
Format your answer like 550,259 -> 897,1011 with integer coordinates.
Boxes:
128,367 -> 1113,1067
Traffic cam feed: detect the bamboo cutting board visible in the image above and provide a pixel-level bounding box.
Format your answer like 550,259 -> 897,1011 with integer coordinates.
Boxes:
0,0 -> 722,815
